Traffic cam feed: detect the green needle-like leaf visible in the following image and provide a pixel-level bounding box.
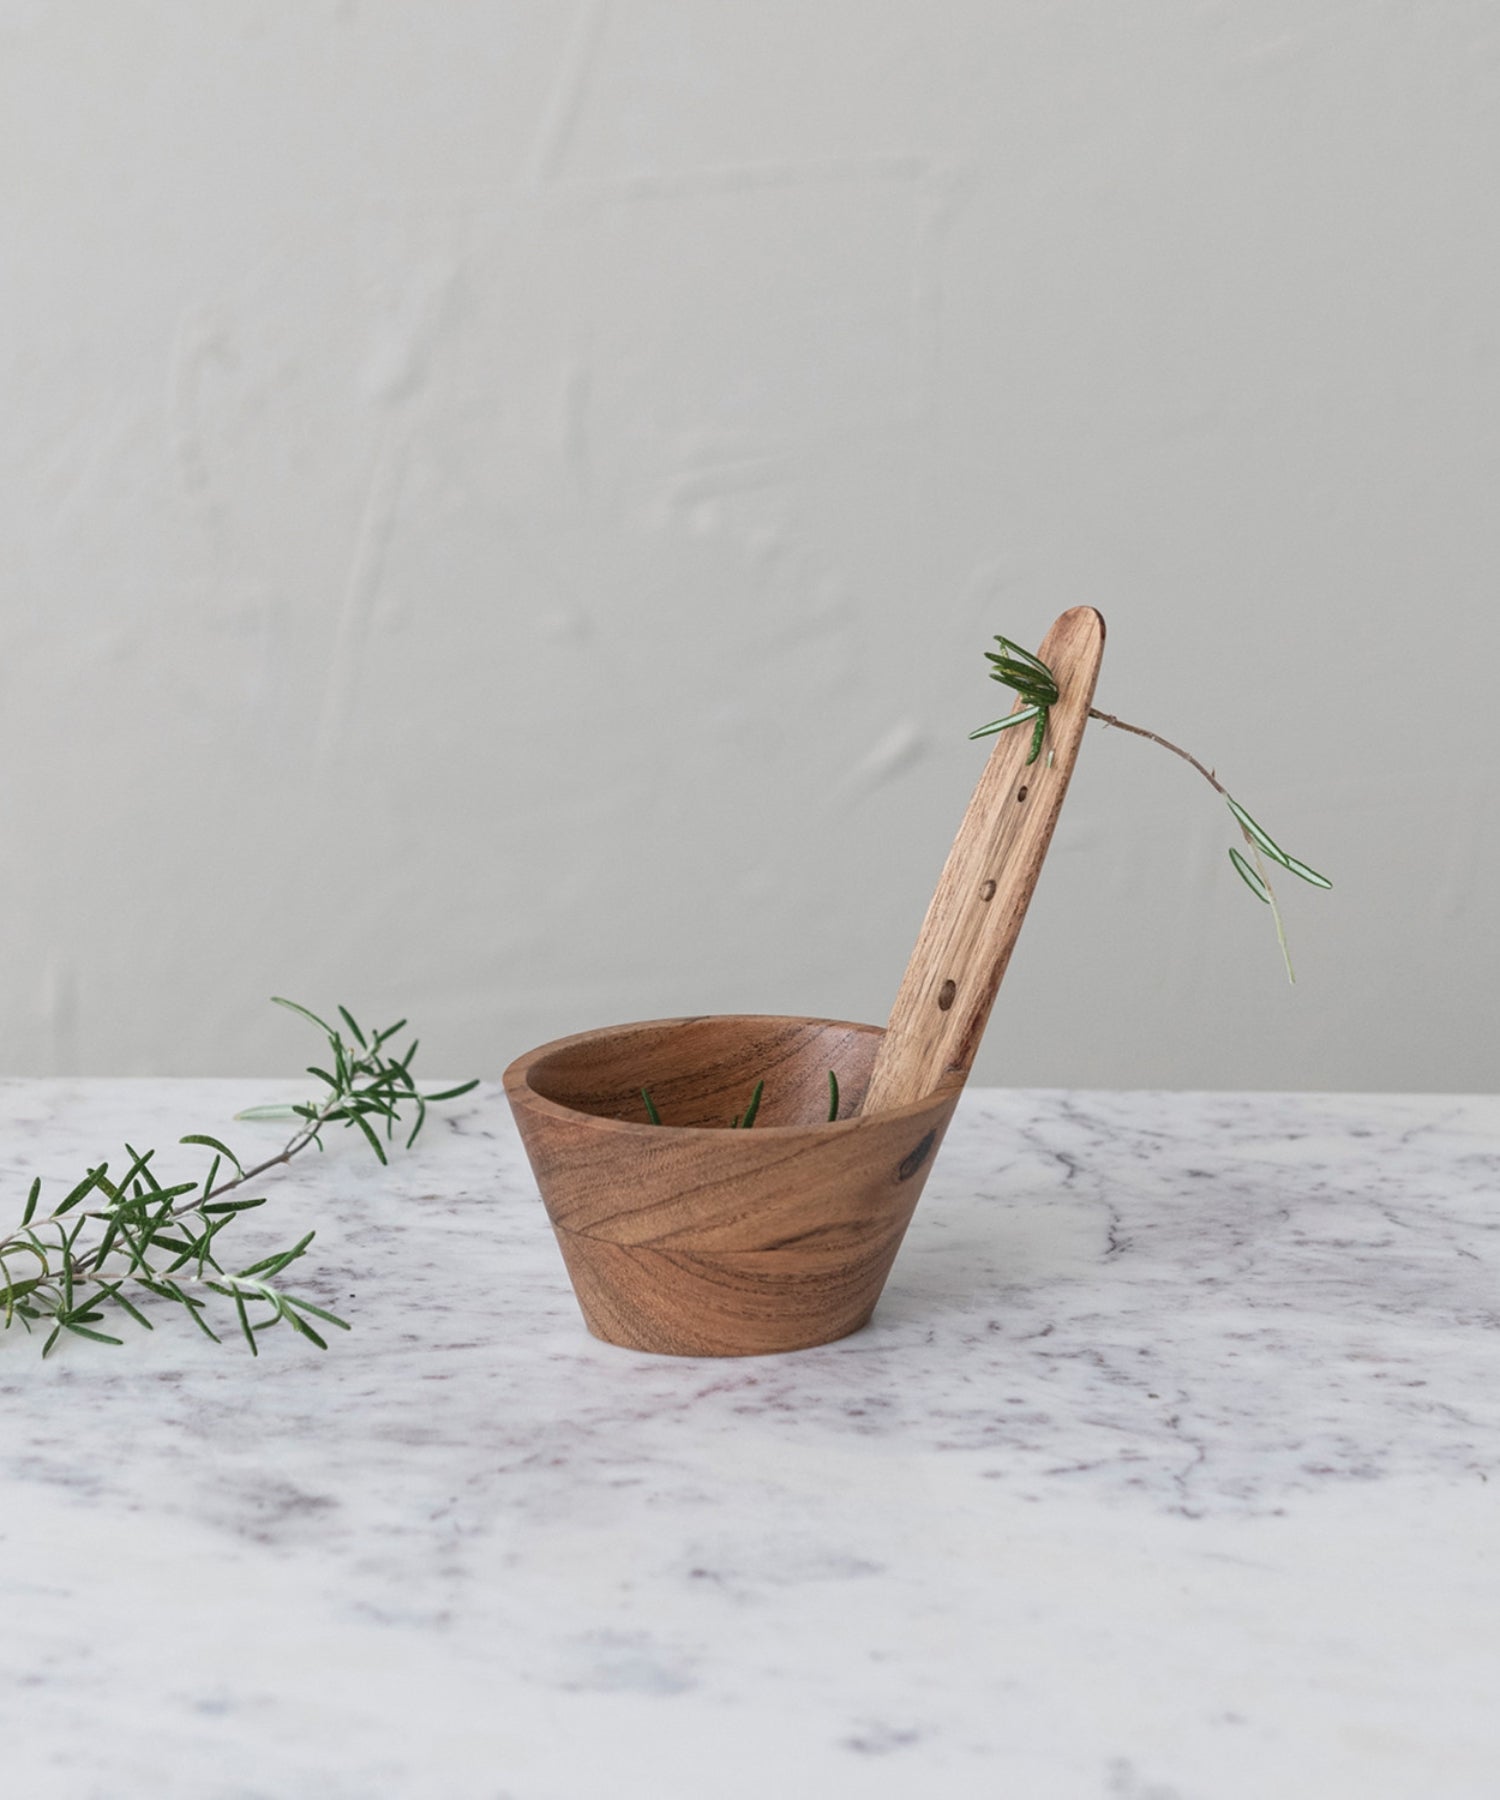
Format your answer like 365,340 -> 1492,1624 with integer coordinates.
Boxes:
280,1307 -> 329,1350
1224,796 -> 1285,858
1281,853 -> 1332,890
968,703 -> 1042,742
422,1079 -> 480,1103
237,1232 -> 316,1280
232,1290 -> 258,1355
63,1322 -> 125,1346
1226,798 -> 1331,888
346,1108 -> 389,1164
180,1135 -> 245,1178
337,1005 -> 368,1049
54,1166 -> 107,1217
1225,797 -> 1329,884
106,1287 -> 154,1332
272,996 -> 334,1033
1229,847 -> 1271,903
282,1295 -> 351,1331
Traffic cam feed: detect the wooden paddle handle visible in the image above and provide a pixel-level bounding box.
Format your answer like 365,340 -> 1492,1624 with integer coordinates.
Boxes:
861,607 -> 1106,1115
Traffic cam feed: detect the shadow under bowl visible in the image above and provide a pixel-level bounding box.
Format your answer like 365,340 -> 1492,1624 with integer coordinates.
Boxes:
503,1014 -> 963,1356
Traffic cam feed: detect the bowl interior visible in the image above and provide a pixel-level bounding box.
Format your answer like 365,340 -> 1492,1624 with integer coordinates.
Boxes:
521,1015 -> 884,1131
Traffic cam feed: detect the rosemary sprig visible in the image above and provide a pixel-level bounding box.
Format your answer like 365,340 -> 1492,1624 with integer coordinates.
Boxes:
731,1081 -> 765,1130
968,635 -> 1059,765
639,1071 -> 842,1129
971,634 -> 1331,982
1,998 -> 478,1357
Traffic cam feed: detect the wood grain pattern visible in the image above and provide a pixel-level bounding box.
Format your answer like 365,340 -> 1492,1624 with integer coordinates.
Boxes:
861,606 -> 1106,1116
504,1016 -> 963,1356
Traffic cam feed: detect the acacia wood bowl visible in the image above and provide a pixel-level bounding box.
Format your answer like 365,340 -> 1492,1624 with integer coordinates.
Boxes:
504,608 -> 1106,1358
504,1013 -> 964,1357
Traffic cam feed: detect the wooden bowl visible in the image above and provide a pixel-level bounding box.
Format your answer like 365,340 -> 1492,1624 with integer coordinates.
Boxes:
504,609 -> 1107,1359
504,1014 -> 965,1357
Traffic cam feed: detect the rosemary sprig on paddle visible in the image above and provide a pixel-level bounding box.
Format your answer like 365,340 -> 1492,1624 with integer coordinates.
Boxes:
0,998 -> 477,1358
971,633 -> 1331,980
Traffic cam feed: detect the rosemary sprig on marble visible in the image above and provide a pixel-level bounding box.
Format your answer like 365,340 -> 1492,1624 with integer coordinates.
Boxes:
0,998 -> 477,1358
971,634 -> 1331,982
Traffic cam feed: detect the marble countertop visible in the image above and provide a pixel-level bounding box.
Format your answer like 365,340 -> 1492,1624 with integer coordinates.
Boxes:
2,1079 -> 1496,1800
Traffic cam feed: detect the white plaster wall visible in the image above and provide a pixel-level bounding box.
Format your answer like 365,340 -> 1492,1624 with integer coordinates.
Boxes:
2,2 -> 1496,1091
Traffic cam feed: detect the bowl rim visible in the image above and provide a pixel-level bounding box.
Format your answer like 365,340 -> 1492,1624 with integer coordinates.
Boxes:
502,1012 -> 964,1138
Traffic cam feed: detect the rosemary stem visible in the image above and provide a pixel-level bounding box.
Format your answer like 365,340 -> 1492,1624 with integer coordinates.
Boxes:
8,1263 -> 263,1294
3,1061 -> 386,1253
197,1122 -> 327,1208
1087,708 -> 1226,796
1088,705 -> 1298,983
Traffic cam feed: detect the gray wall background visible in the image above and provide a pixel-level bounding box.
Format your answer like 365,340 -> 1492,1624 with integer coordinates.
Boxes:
3,2 -> 1496,1092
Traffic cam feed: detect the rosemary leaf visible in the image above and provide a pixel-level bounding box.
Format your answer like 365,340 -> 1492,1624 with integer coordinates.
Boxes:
337,1005 -> 368,1049
1229,847 -> 1271,903
179,1135 -> 245,1178
968,703 -> 1042,742
271,996 -> 334,1033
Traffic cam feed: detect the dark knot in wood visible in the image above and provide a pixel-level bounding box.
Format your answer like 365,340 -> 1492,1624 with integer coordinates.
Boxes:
897,1130 -> 938,1182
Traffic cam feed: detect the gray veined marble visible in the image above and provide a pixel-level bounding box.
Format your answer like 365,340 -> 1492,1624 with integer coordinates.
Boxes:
1,1079 -> 1497,1799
